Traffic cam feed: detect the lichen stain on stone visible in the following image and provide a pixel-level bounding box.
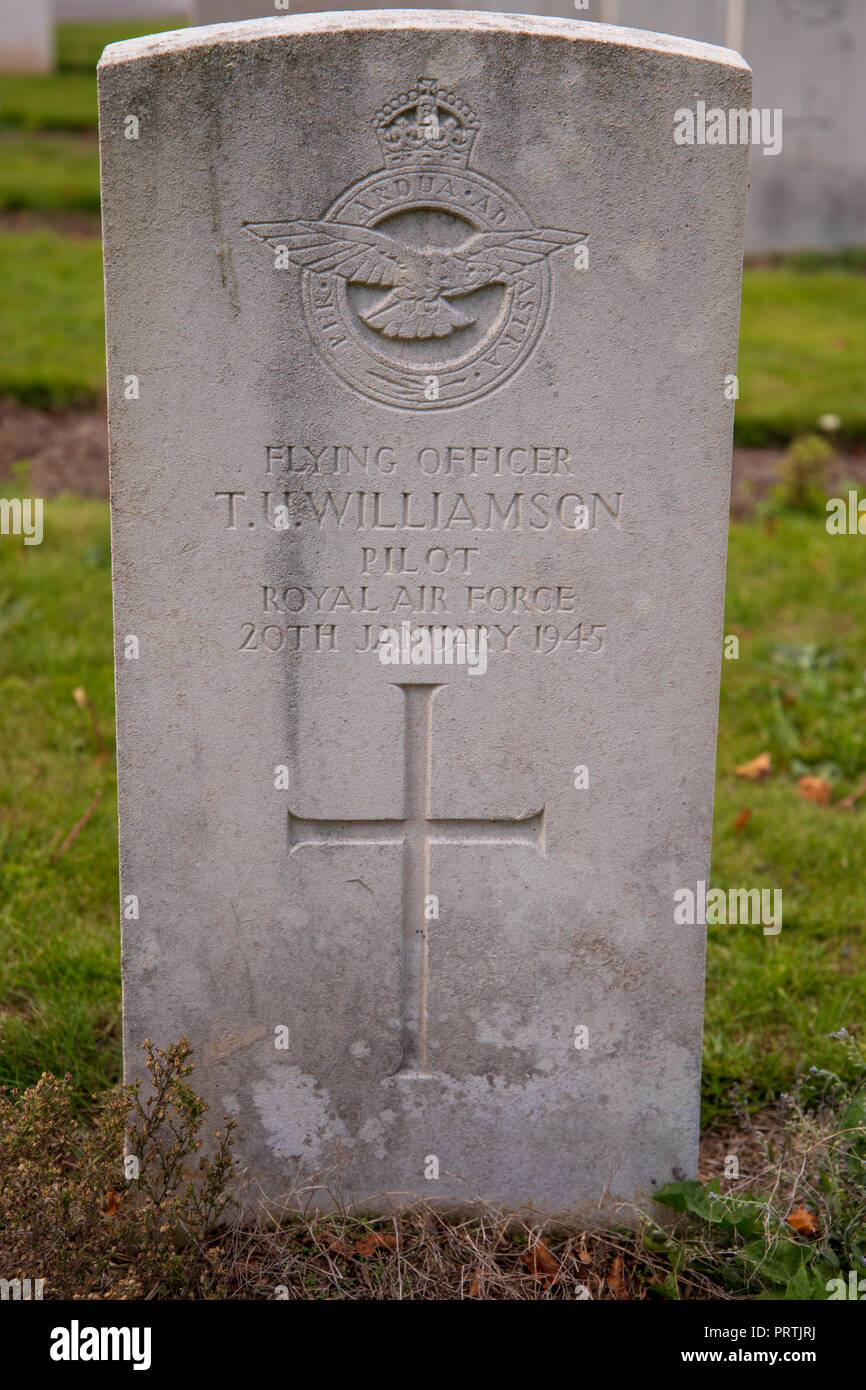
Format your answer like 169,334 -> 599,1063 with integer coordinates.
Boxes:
470,1003 -> 541,1059
357,1109 -> 397,1160
208,171 -> 242,317
253,1068 -> 347,1162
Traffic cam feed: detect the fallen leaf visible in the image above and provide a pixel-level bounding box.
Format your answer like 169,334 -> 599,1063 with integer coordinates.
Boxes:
355,1229 -> 397,1256
733,808 -> 752,833
104,1188 -> 120,1218
576,1246 -> 592,1265
838,776 -> 866,811
798,775 -> 831,807
521,1240 -> 560,1286
606,1253 -> 628,1297
326,1236 -> 355,1258
786,1205 -> 819,1236
734,752 -> 772,780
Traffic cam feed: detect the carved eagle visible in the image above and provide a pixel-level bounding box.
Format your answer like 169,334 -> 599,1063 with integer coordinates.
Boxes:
245,219 -> 587,341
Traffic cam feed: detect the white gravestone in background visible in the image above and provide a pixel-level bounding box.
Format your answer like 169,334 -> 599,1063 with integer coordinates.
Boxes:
582,0 -> 866,251
605,1 -> 729,46
99,13 -> 749,1216
0,0 -> 54,73
742,0 -> 866,252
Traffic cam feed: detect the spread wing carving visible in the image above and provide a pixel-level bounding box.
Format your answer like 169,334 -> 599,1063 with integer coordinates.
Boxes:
440,228 -> 587,293
244,219 -> 587,341
244,219 -> 425,287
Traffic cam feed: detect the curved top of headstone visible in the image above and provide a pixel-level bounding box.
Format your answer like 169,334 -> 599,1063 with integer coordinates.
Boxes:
98,10 -> 750,72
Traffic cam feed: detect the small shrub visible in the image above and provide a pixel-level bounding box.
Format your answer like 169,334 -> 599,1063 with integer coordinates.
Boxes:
774,432 -> 834,514
0,1037 -> 235,1299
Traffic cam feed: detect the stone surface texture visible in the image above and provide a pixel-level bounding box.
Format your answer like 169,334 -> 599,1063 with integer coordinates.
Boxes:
100,12 -> 749,1217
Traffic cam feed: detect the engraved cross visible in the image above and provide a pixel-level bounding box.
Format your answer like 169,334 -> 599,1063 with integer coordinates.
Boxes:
287,683 -> 545,1077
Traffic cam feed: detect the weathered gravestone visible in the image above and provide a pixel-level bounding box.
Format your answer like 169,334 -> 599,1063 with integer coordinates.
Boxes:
0,0 -> 54,72
99,12 -> 749,1217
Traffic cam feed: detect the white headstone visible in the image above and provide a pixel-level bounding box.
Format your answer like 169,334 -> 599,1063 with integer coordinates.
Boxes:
576,0 -> 866,251
0,0 -> 54,73
742,0 -> 866,252
99,13 -> 749,1217
605,0 -> 729,46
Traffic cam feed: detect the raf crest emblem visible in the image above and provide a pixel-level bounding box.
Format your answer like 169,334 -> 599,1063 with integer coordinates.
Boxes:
245,80 -> 586,410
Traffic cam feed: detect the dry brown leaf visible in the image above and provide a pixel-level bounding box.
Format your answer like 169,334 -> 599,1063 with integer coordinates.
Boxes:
606,1253 -> 628,1297
733,752 -> 772,780
786,1205 -> 819,1236
838,776 -> 866,811
355,1229 -> 397,1256
104,1188 -> 120,1218
576,1246 -> 592,1264
798,775 -> 831,807
326,1236 -> 355,1258
521,1240 -> 560,1286
733,808 -> 753,833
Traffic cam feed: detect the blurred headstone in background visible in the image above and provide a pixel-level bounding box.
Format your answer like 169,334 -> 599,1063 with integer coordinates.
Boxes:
603,0 -> 865,252
55,0 -> 190,15
741,0 -> 865,252
1,0 -> 55,73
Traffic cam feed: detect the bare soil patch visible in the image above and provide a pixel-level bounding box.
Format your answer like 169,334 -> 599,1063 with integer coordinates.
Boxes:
0,396 -> 108,498
4,397 -> 866,517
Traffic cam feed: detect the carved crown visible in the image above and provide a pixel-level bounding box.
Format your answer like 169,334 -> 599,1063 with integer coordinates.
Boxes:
374,80 -> 478,169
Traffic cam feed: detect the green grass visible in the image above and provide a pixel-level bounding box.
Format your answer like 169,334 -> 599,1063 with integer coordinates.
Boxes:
0,18 -> 864,444
0,235 -> 864,444
0,487 -> 864,1114
0,74 -> 98,132
1,215 -> 864,444
0,231 -> 104,408
57,18 -> 187,73
0,19 -> 187,133
0,133 -> 100,215
737,266 -> 866,446
703,509 -> 866,1118
0,487 -> 118,1098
